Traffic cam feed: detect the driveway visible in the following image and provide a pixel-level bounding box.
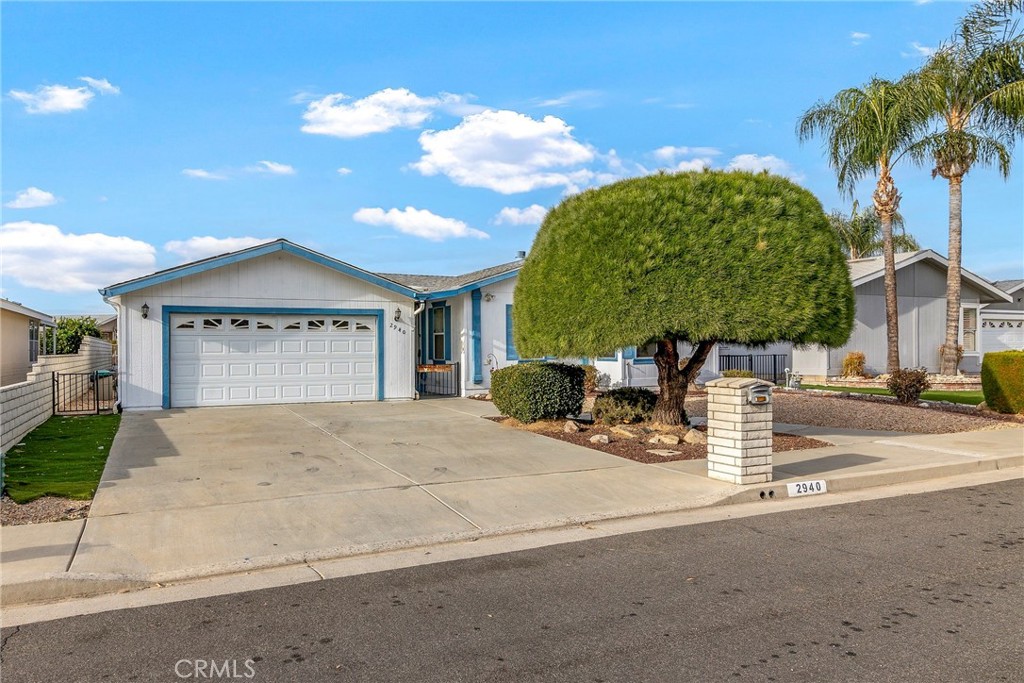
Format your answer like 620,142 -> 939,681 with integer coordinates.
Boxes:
69,399 -> 725,579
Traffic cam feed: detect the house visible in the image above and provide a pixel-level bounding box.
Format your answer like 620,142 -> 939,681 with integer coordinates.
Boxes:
0,299 -> 55,387
791,250 -> 1012,380
980,279 -> 1024,355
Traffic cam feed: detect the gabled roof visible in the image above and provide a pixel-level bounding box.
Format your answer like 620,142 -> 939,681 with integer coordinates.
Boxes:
100,239 -> 421,299
380,260 -> 521,297
0,298 -> 55,325
847,249 -> 1012,304
99,238 -> 521,301
994,279 -> 1024,295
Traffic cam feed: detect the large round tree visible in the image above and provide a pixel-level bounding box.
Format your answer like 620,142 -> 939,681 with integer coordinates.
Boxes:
512,170 -> 855,425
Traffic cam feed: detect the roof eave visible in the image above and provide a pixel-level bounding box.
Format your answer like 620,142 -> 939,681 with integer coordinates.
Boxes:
420,268 -> 520,300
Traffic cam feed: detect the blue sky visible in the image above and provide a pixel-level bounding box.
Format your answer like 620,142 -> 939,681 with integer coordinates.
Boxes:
3,1 -> 1021,314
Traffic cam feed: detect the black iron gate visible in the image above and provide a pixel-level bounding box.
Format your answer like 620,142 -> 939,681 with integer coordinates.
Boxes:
416,363 -> 460,397
719,354 -> 788,385
53,371 -> 116,415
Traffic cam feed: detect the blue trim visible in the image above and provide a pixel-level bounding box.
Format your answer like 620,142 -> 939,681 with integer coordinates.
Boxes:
443,304 -> 452,362
428,301 -> 451,363
505,304 -> 518,360
597,354 -> 617,361
622,346 -> 636,360
471,289 -> 483,384
633,357 -> 655,365
102,240 -> 420,299
422,269 -> 519,300
160,305 -> 386,408
580,357 -> 589,365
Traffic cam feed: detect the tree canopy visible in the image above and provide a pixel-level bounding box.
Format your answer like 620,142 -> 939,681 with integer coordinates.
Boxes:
513,171 -> 855,360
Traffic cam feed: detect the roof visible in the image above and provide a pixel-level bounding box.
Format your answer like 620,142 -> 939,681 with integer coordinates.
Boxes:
846,249 -> 1012,304
994,279 -> 1024,295
379,260 -> 522,295
0,298 -> 55,325
100,238 -> 521,301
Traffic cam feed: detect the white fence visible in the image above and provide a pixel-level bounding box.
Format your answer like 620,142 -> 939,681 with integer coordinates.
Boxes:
0,336 -> 114,453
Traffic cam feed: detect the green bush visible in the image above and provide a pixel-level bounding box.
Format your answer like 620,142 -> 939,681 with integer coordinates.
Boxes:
592,387 -> 657,425
721,369 -> 754,378
582,364 -> 600,394
841,351 -> 867,378
886,368 -> 931,404
43,316 -> 102,355
981,351 -> 1024,414
490,362 -> 585,423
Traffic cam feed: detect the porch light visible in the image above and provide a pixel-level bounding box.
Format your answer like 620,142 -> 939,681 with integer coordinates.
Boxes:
394,307 -> 401,321
141,303 -> 150,319
483,293 -> 494,302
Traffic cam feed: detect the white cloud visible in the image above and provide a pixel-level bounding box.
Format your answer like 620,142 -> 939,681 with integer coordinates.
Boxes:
412,110 -> 597,194
79,76 -> 120,95
725,153 -> 803,181
535,90 -> 603,108
301,88 -> 470,138
494,204 -> 547,226
164,236 -> 268,262
182,168 -> 228,181
247,160 -> 296,175
9,84 -> 94,114
336,167 -> 353,175
5,187 -> 59,209
674,158 -> 714,172
850,31 -> 870,46
0,221 -> 156,292
907,41 -> 937,57
653,146 -> 722,162
353,207 -> 489,241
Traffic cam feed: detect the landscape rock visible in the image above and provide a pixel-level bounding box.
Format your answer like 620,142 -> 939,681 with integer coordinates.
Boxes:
646,449 -> 682,457
563,420 -> 581,433
589,434 -> 610,444
648,434 -> 680,445
610,426 -> 638,439
683,428 -> 707,445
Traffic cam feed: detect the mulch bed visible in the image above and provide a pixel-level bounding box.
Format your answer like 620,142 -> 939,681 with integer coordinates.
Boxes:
486,417 -> 825,464
1,494 -> 90,526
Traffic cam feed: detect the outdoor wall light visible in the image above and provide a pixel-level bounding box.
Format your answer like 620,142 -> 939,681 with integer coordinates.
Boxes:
141,303 -> 150,319
394,307 -> 402,321
483,293 -> 494,302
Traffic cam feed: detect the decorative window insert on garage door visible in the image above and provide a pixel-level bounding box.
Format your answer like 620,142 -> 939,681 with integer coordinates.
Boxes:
162,308 -> 385,408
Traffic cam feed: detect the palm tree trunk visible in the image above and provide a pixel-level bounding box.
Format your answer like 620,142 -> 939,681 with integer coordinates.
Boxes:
874,172 -> 901,373
940,176 -> 964,376
651,339 -> 714,426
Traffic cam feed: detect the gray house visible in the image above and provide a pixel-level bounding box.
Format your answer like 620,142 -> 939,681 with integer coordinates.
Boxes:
980,279 -> 1024,354
792,250 -> 1012,379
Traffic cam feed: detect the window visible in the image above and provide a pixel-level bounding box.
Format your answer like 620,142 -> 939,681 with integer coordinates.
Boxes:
431,306 -> 447,361
176,319 -> 195,330
29,321 -> 39,363
635,342 -> 658,362
307,319 -> 325,330
355,322 -> 371,332
284,320 -> 301,330
962,308 -> 978,352
203,318 -> 223,330
505,305 -> 518,360
230,318 -> 250,330
255,319 -> 274,330
332,319 -> 350,331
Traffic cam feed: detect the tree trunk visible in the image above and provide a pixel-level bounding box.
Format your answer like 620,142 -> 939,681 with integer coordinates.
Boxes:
873,171 -> 901,374
940,175 -> 964,376
651,338 -> 715,426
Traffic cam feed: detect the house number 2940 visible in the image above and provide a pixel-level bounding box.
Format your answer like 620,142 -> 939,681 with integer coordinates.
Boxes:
389,322 -> 407,334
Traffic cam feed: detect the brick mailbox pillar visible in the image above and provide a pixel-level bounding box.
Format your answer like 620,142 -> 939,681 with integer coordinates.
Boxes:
705,377 -> 773,484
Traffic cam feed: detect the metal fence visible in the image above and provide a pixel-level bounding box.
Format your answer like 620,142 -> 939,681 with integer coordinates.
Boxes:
416,363 -> 461,397
53,370 -> 116,415
719,354 -> 788,385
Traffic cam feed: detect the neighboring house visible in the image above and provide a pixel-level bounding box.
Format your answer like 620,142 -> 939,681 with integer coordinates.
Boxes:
0,299 -> 55,387
792,250 -> 1012,379
980,279 -> 1024,354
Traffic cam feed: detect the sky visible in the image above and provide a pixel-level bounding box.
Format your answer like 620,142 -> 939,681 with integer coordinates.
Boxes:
2,1 -> 1022,314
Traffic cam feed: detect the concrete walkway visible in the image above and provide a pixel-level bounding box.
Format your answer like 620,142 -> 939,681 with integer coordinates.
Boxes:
2,399 -> 1021,606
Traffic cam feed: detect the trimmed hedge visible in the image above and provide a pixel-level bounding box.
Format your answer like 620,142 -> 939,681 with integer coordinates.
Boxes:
490,362 -> 585,423
981,350 -> 1024,414
721,369 -> 754,378
592,387 -> 657,425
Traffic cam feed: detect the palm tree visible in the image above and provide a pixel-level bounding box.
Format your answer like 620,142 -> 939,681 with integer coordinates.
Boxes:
910,0 -> 1024,375
828,201 -> 920,260
799,77 -> 925,373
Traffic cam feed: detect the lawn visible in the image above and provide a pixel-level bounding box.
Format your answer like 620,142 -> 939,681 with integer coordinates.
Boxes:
2,414 -> 121,503
802,384 -> 985,406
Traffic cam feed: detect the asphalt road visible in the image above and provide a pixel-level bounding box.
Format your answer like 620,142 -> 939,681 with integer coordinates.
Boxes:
2,479 -> 1021,683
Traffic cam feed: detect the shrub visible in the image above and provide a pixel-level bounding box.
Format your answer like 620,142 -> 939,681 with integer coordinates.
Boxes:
886,368 -> 931,404
592,387 -> 657,425
42,316 -> 102,355
582,364 -> 600,394
721,369 -> 754,378
981,351 -> 1024,414
938,344 -> 965,373
841,351 -> 867,378
490,362 -> 585,423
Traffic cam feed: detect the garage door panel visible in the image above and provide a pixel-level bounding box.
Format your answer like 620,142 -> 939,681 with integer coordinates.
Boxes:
170,313 -> 379,407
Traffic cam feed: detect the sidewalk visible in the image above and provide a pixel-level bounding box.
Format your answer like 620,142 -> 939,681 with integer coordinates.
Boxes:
3,416 -> 1021,608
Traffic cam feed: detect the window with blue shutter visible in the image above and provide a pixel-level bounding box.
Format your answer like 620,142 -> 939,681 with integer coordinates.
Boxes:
505,304 -> 518,360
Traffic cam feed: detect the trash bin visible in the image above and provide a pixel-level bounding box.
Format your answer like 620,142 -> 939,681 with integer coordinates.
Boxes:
96,369 -> 115,401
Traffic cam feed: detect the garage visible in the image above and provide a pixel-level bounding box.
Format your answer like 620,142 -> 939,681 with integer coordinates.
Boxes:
169,313 -> 378,407
982,316 -> 1024,354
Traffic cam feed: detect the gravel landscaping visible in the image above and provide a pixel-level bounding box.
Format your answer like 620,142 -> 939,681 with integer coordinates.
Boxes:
1,495 -> 90,526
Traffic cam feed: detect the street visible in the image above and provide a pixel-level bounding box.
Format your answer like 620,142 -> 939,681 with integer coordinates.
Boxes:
2,479 -> 1021,682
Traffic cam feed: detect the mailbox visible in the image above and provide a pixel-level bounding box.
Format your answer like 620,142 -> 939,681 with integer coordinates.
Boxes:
747,385 -> 772,406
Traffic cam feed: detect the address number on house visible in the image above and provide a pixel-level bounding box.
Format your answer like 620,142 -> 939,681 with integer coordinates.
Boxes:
787,480 -> 827,497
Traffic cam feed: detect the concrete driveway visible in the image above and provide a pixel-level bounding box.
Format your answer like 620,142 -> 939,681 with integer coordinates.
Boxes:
69,399 -> 725,580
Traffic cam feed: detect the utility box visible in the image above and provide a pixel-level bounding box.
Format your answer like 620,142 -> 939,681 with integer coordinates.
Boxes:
705,377 -> 774,485
747,384 -> 772,405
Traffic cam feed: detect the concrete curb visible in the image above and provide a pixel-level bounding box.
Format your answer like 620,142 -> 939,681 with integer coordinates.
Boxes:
4,456 -> 1022,607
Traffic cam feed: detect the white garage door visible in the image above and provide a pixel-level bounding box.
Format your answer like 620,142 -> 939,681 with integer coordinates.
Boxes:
170,313 -> 377,407
982,317 -> 1024,353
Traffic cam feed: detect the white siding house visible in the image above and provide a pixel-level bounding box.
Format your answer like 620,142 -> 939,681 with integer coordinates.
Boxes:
980,280 -> 1024,355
